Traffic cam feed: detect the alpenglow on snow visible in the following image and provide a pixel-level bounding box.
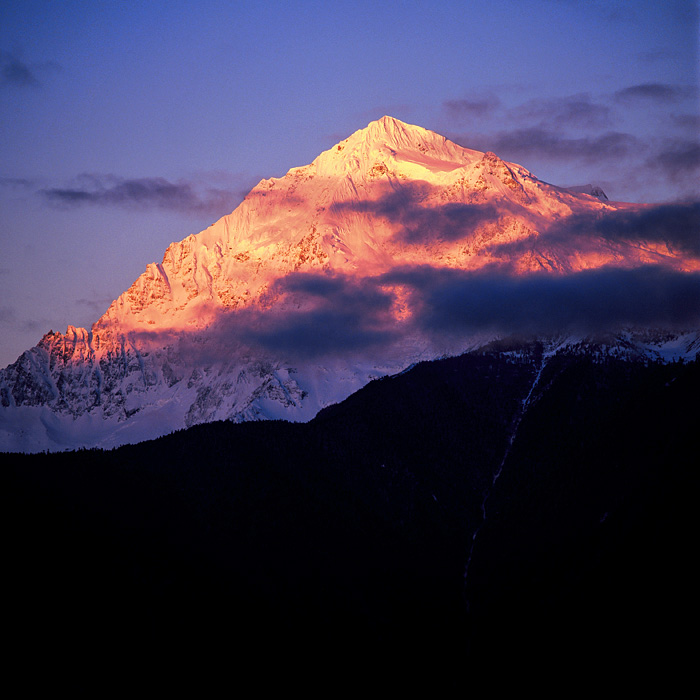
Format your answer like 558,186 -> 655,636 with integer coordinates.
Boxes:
2,116 -> 698,452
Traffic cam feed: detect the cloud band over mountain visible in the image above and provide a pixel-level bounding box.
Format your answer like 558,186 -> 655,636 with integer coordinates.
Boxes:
153,265 -> 700,363
386,264 -> 700,338
488,201 -> 700,258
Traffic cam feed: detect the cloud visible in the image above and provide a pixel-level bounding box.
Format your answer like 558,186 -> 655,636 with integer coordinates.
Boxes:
444,92 -> 635,163
0,50 -> 39,87
0,49 -> 60,88
439,83 -> 700,203
614,83 -> 695,103
0,176 -> 33,188
454,128 -> 642,165
382,265 -> 700,336
586,202 -> 700,256
40,174 -> 249,217
126,259 -> 700,364
443,96 -> 501,121
332,183 -> 502,244
513,94 -> 613,130
569,202 -> 700,257
396,201 -> 502,245
136,272 -> 401,362
43,176 -> 195,207
0,305 -> 46,335
488,201 -> 700,259
235,201 -> 700,359
239,307 -> 393,359
646,139 -> 700,185
237,272 -> 398,358
671,114 -> 700,131
76,297 -> 114,316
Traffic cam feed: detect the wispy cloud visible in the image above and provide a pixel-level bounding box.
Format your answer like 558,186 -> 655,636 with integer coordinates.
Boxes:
646,139 -> 700,186
0,49 -> 60,88
0,176 -> 34,188
451,128 -> 642,165
129,259 -> 700,363
0,49 -> 39,87
0,305 -> 48,336
670,114 -> 700,131
40,173 -> 254,217
75,296 -> 114,317
332,182 -> 502,245
440,82 -> 699,201
383,264 -> 700,337
488,201 -> 700,259
512,94 -> 613,130
443,96 -> 501,121
132,272 -> 401,362
614,82 -> 696,103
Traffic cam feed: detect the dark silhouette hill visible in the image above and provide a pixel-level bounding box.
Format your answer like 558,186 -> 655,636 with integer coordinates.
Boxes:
3,343 -> 696,685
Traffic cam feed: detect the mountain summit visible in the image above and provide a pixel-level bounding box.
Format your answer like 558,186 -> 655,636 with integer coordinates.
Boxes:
1,117 -> 697,452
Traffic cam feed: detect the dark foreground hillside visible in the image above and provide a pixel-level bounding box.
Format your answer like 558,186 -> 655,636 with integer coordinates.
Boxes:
3,344 -> 696,687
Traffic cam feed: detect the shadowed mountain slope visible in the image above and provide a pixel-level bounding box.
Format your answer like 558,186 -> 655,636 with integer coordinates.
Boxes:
3,342 -> 696,684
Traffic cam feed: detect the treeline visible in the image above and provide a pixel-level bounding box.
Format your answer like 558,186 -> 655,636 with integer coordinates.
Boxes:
2,347 -> 697,683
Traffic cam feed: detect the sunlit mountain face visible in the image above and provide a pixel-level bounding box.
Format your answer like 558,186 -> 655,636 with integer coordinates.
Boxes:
1,116 -> 699,452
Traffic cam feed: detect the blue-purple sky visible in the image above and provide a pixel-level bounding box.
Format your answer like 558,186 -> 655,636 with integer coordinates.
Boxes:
1,0 -> 698,367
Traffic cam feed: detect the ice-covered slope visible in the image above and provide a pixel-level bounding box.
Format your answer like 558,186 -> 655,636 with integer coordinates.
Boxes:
89,116 -> 692,337
1,117 -> 697,452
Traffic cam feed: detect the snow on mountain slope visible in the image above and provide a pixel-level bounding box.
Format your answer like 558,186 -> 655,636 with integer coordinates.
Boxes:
2,116 -> 698,452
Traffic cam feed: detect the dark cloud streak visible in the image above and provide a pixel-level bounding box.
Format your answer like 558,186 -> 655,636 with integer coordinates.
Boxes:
192,268 -> 700,363
583,202 -> 700,256
0,49 -> 60,88
241,272 -> 398,358
488,202 -> 700,258
333,184 -> 502,244
165,272 -> 402,361
0,50 -> 39,87
383,265 -> 700,336
444,96 -> 501,120
454,128 -> 642,164
513,94 -> 613,130
0,176 -> 34,188
440,83 -> 700,200
614,83 -> 695,103
40,174 -> 246,217
127,262 -> 700,363
646,139 -> 700,184
670,114 -> 700,131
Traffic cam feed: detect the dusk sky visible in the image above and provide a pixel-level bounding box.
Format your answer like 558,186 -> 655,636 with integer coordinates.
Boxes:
1,0 -> 698,368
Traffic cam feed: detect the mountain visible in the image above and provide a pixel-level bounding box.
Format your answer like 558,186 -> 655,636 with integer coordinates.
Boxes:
1,116 -> 698,452
564,183 -> 609,200
4,341 -> 696,682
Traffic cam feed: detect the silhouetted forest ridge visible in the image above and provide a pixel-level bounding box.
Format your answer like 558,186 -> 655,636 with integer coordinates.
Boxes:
3,341 -> 696,680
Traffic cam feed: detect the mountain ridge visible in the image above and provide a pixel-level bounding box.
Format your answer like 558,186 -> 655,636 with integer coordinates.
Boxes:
1,116 -> 698,452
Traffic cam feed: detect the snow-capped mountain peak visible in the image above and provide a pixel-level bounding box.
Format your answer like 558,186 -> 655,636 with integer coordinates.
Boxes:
314,115 -> 492,183
1,117 -> 697,452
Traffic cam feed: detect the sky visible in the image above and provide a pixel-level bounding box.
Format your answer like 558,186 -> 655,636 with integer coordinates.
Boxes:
1,0 -> 698,368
